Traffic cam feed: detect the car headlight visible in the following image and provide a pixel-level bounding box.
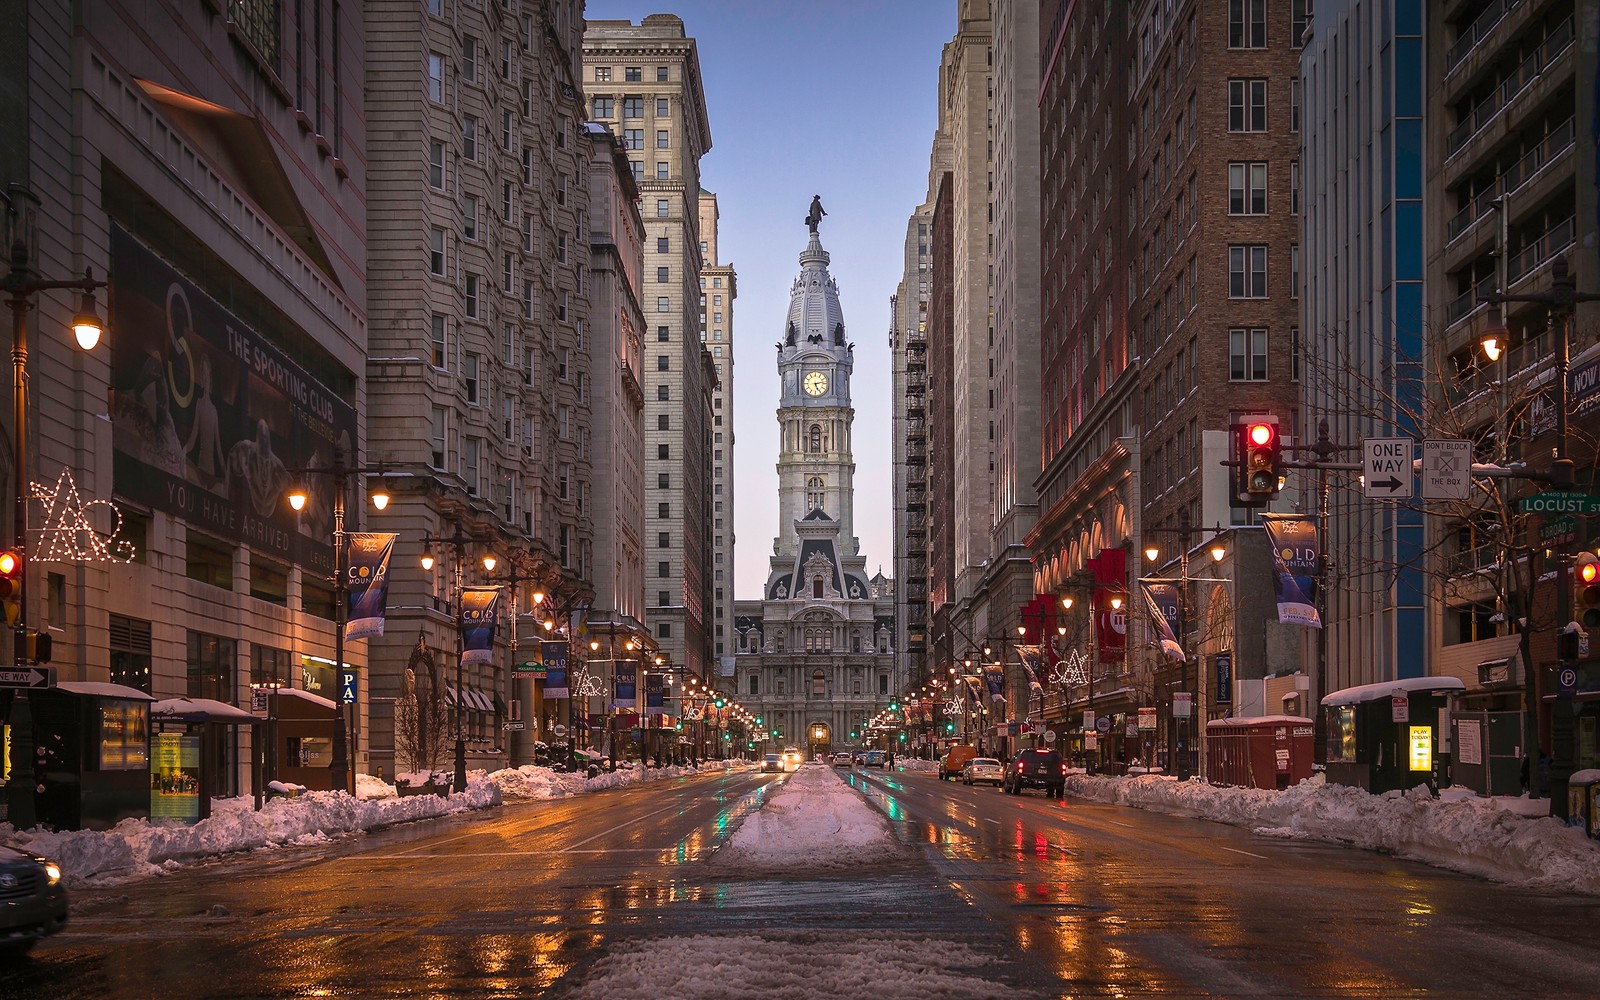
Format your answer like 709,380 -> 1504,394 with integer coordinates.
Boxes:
44,861 -> 62,885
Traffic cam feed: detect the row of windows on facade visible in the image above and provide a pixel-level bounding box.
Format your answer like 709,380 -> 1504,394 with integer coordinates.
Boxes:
593,65 -> 671,84
427,137 -> 586,222
742,673 -> 894,697
736,631 -> 894,657
591,96 -> 672,121
426,230 -> 585,328
1136,0 -> 1312,72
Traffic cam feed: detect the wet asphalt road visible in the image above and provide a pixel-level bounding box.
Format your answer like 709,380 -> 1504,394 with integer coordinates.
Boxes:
4,765 -> 1597,998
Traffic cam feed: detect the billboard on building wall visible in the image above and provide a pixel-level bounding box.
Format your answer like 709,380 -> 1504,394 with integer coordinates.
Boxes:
107,225 -> 357,572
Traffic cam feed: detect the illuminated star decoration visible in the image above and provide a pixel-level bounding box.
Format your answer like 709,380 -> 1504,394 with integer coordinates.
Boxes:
943,698 -> 962,717
1049,648 -> 1089,688
32,467 -> 136,563
571,667 -> 606,699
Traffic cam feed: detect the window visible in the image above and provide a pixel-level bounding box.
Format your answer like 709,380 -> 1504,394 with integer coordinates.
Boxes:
658,473 -> 670,489
658,531 -> 670,547
1228,245 -> 1268,298
428,139 -> 445,189
657,266 -> 670,283
657,355 -> 669,371
1291,159 -> 1300,214
595,66 -> 611,82
625,66 -> 642,82
1291,245 -> 1301,298
109,615 -> 154,693
656,98 -> 670,118
657,623 -> 672,638
464,353 -> 480,403
657,237 -> 669,252
623,128 -> 643,150
623,96 -> 643,118
465,274 -> 480,318
1228,0 -> 1266,48
431,406 -> 446,467
1291,77 -> 1301,132
462,35 -> 478,83
593,96 -> 613,118
1227,162 -> 1267,214
500,109 -> 512,149
657,326 -> 670,342
430,313 -> 447,367
657,296 -> 670,313
1227,79 -> 1267,132
186,631 -> 236,703
463,195 -> 478,240
657,384 -> 669,401
1290,326 -> 1302,382
656,130 -> 669,149
656,199 -> 670,217
427,52 -> 444,103
656,162 -> 669,180
1292,0 -> 1312,47
656,66 -> 668,82
1229,328 -> 1269,381
463,438 -> 480,494
428,227 -> 445,276
463,116 -> 478,160
806,476 -> 825,511
502,182 -> 513,223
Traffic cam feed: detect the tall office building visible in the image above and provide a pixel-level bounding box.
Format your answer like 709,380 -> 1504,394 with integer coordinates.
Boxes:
583,15 -> 718,680
891,200 -> 935,694
1301,0 -> 1427,704
698,191 -> 738,673
585,123 -> 648,676
365,0 -> 593,771
1,1 -> 366,802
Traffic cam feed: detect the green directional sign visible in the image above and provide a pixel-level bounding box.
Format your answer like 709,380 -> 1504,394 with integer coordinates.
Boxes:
1519,492 -> 1600,515
514,662 -> 546,676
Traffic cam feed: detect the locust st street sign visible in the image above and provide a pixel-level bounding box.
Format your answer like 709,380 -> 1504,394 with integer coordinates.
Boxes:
1518,492 -> 1600,515
0,666 -> 53,689
1363,437 -> 1414,499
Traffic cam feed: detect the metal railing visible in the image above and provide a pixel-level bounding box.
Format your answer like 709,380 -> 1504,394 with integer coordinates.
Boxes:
1445,0 -> 1523,72
1446,18 -> 1572,157
1445,117 -> 1575,245
1508,215 -> 1575,283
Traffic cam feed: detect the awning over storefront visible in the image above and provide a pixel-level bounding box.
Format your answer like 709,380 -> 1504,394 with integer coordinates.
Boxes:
1321,676 -> 1465,707
277,687 -> 338,711
55,681 -> 157,701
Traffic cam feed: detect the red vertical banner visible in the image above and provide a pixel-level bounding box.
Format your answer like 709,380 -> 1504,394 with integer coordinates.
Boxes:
1092,548 -> 1126,663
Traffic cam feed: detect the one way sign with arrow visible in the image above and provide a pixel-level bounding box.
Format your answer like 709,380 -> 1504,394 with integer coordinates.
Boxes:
0,666 -> 54,689
1363,436 -> 1414,499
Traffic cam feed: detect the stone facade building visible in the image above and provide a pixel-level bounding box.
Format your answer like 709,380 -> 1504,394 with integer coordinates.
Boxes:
733,224 -> 895,756
698,191 -> 737,671
583,15 -> 718,681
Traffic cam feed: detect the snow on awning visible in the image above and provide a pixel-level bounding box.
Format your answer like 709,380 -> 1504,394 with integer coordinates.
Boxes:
1206,715 -> 1313,728
1321,676 -> 1465,707
55,681 -> 157,701
152,697 -> 259,723
277,687 -> 338,711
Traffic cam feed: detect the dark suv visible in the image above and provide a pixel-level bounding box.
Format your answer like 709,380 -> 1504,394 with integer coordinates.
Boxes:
0,844 -> 67,956
1002,748 -> 1066,798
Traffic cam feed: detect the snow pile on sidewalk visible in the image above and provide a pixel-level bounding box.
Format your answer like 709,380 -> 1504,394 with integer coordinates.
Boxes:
896,758 -> 939,775
2,775 -> 502,886
1066,773 -> 1600,893
491,759 -> 745,800
715,762 -> 906,871
558,932 -> 1034,1000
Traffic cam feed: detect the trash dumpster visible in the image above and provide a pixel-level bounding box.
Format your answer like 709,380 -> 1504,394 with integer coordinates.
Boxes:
1569,769 -> 1599,840
1205,716 -> 1315,789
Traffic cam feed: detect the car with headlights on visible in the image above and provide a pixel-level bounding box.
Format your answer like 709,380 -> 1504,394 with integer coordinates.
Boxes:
761,753 -> 783,773
961,757 -> 1004,786
780,747 -> 803,772
0,844 -> 67,956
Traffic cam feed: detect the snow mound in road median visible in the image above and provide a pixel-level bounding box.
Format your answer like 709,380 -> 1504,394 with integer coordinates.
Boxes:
714,763 -> 906,871
1065,772 -> 1600,894
554,932 -> 1036,1000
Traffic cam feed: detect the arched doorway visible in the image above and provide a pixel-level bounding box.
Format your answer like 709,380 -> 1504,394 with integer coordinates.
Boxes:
807,720 -> 832,758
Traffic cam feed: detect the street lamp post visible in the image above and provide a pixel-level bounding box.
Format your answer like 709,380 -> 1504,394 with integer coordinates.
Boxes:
3,185 -> 106,829
1480,255 -> 1600,814
419,520 -> 496,792
1058,581 -> 1123,772
483,552 -> 552,768
1141,517 -> 1228,779
286,448 -> 390,795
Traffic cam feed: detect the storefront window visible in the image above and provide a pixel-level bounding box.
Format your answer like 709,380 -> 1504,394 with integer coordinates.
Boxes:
301,656 -> 336,700
187,631 -> 236,702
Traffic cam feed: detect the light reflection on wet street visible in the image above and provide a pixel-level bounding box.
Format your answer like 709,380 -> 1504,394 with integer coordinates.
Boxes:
4,766 -> 1598,998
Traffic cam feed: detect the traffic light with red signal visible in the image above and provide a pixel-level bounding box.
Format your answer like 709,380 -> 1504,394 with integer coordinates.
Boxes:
0,549 -> 21,627
1233,417 -> 1282,503
1577,553 -> 1600,630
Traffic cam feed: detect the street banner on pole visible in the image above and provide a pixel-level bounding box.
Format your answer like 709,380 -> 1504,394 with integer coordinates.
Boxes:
1017,645 -> 1045,696
541,640 -> 569,698
645,671 -> 665,715
613,659 -> 639,709
1139,580 -> 1184,662
345,533 -> 397,640
458,587 -> 501,665
1090,548 -> 1128,662
1261,514 -> 1323,627
1214,652 -> 1233,704
983,664 -> 1006,703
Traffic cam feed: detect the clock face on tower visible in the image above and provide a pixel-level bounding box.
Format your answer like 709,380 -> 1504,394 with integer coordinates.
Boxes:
803,370 -> 829,396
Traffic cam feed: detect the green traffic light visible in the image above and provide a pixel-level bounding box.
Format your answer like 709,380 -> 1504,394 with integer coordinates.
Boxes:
899,732 -> 907,741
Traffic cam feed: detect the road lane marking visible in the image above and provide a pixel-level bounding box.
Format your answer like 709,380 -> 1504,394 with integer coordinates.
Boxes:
564,803 -> 686,850
347,848 -> 684,859
1220,846 -> 1268,860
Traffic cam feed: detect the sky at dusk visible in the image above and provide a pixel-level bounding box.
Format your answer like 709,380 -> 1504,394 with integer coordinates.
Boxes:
585,0 -> 953,598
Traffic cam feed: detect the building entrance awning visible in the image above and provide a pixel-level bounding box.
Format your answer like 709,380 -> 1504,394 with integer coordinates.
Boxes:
152,697 -> 260,724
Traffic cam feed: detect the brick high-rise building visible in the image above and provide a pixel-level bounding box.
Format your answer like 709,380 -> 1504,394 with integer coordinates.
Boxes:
698,191 -> 737,673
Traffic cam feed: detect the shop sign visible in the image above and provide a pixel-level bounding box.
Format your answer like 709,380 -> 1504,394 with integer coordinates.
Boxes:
1408,726 -> 1432,771
150,733 -> 202,826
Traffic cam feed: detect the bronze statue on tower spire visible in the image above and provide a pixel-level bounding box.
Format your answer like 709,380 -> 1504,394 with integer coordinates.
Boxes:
804,194 -> 826,234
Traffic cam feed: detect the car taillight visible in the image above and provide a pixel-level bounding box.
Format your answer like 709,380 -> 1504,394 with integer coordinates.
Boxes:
1061,763 -> 1068,773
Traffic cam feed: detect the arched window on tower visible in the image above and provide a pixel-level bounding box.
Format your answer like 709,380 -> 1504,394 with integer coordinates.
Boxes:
809,424 -> 822,453
806,476 -> 825,511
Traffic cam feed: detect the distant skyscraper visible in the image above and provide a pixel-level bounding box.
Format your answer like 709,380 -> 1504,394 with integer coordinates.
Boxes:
698,191 -> 738,673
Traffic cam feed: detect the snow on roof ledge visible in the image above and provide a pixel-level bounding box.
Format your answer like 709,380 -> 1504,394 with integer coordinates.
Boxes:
1321,676 -> 1465,707
55,680 -> 157,701
1206,715 -> 1313,728
278,687 -> 338,710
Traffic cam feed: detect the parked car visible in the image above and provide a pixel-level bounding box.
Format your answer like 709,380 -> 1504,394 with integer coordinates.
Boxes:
1002,748 -> 1067,798
761,753 -> 784,773
0,845 -> 67,956
832,752 -> 853,767
863,750 -> 886,769
961,757 -> 1004,786
939,745 -> 978,781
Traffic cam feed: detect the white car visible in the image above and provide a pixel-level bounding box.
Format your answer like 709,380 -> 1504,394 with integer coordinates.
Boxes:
961,757 -> 1004,786
780,748 -> 803,772
832,752 -> 853,767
